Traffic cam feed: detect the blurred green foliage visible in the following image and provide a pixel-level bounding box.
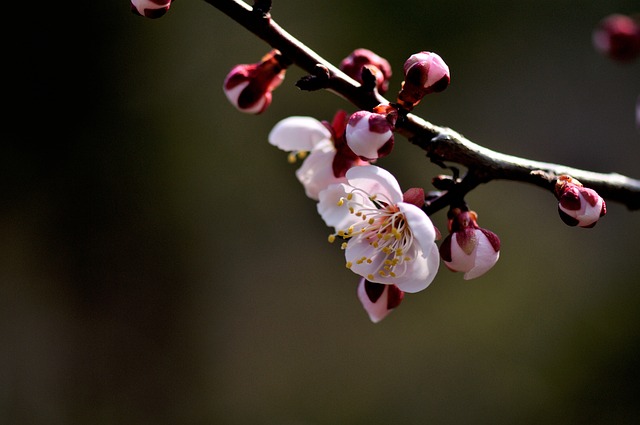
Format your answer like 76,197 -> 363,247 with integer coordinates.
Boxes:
2,1 -> 640,424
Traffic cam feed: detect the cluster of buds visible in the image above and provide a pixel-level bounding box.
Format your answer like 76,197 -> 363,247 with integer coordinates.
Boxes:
439,208 -> 501,280
343,51 -> 450,161
593,13 -> 640,62
397,51 -> 450,110
223,50 -> 288,114
339,48 -> 393,94
130,0 -> 173,19
555,175 -> 607,228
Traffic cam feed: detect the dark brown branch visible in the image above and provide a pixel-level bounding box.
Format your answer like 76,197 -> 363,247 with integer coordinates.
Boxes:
203,0 -> 640,211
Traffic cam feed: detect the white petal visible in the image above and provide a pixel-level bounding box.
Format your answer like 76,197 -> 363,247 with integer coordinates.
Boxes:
345,165 -> 402,204
446,232 -> 476,273
268,116 -> 332,151
317,183 -> 360,230
346,236 -> 439,293
295,148 -> 341,200
463,231 -> 500,280
398,202 -> 436,255
394,242 -> 440,293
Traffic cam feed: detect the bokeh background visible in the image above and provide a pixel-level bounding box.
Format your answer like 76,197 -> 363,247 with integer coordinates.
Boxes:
4,0 -> 640,424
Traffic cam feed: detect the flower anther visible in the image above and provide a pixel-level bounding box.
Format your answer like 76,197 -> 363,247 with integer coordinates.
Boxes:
318,165 -> 439,293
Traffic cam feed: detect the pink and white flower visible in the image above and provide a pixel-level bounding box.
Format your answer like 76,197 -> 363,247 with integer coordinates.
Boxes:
357,278 -> 404,323
318,165 -> 440,293
555,175 -> 607,228
268,111 -> 367,200
439,209 -> 500,280
130,0 -> 172,19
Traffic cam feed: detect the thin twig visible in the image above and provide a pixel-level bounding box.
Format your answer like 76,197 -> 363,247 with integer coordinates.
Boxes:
203,0 -> 640,211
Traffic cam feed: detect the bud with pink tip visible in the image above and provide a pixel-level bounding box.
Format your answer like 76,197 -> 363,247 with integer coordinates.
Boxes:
223,50 -> 287,114
339,48 -> 393,94
131,0 -> 172,19
397,51 -> 450,108
555,175 -> 607,228
345,106 -> 395,160
439,208 -> 500,280
593,14 -> 640,62
357,278 -> 404,323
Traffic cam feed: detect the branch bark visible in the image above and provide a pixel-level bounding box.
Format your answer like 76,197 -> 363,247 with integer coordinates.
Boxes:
204,0 -> 640,211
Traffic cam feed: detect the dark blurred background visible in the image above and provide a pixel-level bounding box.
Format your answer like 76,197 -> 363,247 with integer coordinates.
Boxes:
3,1 -> 640,424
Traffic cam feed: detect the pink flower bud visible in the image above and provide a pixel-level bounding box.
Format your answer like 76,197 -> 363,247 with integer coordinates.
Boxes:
555,175 -> 607,228
439,209 -> 500,280
130,0 -> 172,19
593,14 -> 640,62
223,50 -> 287,114
345,110 -> 394,160
339,48 -> 393,94
357,278 -> 404,323
397,51 -> 450,108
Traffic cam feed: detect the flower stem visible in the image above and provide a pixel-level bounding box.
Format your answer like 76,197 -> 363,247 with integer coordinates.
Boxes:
203,0 -> 640,212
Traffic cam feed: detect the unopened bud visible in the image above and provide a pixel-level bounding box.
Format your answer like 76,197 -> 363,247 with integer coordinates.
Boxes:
345,110 -> 394,160
555,175 -> 607,228
397,51 -> 450,108
439,208 -> 500,280
131,0 -> 172,19
340,48 -> 393,94
357,278 -> 404,323
223,50 -> 287,114
593,14 -> 640,62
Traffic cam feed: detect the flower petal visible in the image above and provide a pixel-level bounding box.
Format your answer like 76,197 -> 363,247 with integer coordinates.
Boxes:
398,202 -> 437,256
463,231 -> 500,280
345,165 -> 402,204
345,237 -> 388,281
394,242 -> 440,293
295,148 -> 341,200
317,183 -> 360,230
357,278 -> 403,323
446,232 -> 476,273
268,116 -> 332,151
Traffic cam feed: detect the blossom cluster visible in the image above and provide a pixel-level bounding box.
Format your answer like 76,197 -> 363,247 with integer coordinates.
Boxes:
224,46 -> 607,323
133,3 -> 610,323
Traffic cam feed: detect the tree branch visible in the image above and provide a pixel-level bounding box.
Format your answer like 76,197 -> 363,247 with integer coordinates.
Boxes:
204,0 -> 640,211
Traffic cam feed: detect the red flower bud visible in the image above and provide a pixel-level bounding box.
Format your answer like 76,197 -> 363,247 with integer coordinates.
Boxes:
345,110 -> 394,160
439,209 -> 500,280
397,51 -> 450,109
555,176 -> 607,228
339,48 -> 393,94
593,14 -> 640,62
223,50 -> 287,114
130,0 -> 172,19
